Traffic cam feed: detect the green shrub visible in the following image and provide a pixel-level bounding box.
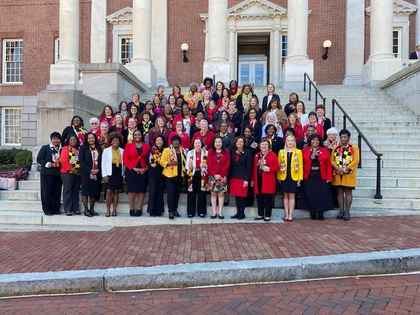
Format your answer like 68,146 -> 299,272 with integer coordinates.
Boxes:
15,150 -> 33,168
0,149 -> 17,165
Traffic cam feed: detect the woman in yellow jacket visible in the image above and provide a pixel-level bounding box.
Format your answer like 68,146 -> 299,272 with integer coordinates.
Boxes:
331,129 -> 360,221
159,135 -> 187,219
277,134 -> 303,222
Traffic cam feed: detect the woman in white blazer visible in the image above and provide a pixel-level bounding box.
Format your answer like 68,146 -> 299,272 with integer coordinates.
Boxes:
101,132 -> 124,217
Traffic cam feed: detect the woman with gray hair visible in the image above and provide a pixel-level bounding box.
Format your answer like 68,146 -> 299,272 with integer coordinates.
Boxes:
324,127 -> 339,152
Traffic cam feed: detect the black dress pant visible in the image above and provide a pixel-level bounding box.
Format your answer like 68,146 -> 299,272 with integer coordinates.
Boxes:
187,173 -> 207,216
166,176 -> 182,214
40,174 -> 62,215
148,167 -> 165,216
61,173 -> 81,213
257,194 -> 274,218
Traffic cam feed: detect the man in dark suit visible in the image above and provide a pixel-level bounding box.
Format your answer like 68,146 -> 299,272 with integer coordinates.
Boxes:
261,83 -> 280,113
36,132 -> 62,215
409,45 -> 420,60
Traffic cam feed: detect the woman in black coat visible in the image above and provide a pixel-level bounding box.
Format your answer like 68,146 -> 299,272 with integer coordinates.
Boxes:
36,132 -> 62,215
79,132 -> 102,217
229,137 -> 253,220
147,135 -> 166,216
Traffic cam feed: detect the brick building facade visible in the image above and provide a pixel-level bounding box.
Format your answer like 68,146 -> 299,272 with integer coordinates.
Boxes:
0,0 -> 418,148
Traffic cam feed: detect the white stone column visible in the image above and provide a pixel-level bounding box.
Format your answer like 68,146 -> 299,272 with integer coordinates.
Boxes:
126,0 -> 156,87
270,28 -> 281,87
90,0 -> 107,63
364,0 -> 401,84
343,0 -> 365,85
284,0 -> 313,89
416,0 -> 420,44
151,0 -> 169,86
50,0 -> 80,87
228,27 -> 237,81
203,0 -> 230,83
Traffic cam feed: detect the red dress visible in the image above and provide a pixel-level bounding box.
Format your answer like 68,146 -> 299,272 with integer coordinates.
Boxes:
191,130 -> 215,149
168,131 -> 190,150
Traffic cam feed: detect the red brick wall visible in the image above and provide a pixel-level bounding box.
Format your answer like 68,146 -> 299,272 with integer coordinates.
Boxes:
167,0 -> 207,86
308,0 -> 346,84
0,0 -> 91,96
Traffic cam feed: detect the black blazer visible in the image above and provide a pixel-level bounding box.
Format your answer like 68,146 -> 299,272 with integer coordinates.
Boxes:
262,94 -> 280,113
37,144 -> 61,176
267,136 -> 284,154
409,52 -> 419,60
79,145 -> 102,180
321,117 -> 332,139
229,149 -> 253,181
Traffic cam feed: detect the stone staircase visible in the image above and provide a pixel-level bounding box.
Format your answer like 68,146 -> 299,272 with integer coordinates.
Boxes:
0,85 -> 418,227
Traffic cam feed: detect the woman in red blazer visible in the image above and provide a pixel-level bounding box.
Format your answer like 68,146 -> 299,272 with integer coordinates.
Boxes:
284,112 -> 304,148
302,134 -> 334,220
207,136 -> 231,219
303,112 -> 325,140
59,135 -> 81,216
252,139 -> 279,221
123,130 -> 150,217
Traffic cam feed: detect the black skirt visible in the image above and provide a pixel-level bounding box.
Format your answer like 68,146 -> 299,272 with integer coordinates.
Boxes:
126,169 -> 148,193
280,152 -> 298,194
108,164 -> 123,191
81,173 -> 101,199
303,170 -> 334,212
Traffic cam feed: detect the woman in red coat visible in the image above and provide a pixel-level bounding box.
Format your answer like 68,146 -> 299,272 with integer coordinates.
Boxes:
252,139 -> 279,221
302,134 -> 334,220
123,130 -> 150,217
207,136 -> 231,219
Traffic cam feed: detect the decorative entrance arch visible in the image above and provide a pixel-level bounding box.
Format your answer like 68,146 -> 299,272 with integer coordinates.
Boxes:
201,0 -> 287,87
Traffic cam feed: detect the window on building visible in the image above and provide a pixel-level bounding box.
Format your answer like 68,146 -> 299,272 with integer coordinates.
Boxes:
281,35 -> 288,63
119,36 -> 133,65
54,38 -> 60,64
2,39 -> 23,84
1,108 -> 22,146
393,28 -> 402,58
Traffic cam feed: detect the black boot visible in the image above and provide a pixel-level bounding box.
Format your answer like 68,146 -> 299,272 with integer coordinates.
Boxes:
83,203 -> 92,217
318,211 -> 325,220
238,207 -> 246,220
129,209 -> 135,217
89,203 -> 98,216
343,209 -> 351,221
135,209 -> 143,217
337,209 -> 344,220
169,212 -> 175,220
310,210 -> 316,220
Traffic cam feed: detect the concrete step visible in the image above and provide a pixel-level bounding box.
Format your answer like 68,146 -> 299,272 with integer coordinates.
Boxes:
18,180 -> 40,191
363,150 -> 420,160
354,187 -> 420,199
0,204 -> 418,227
358,167 -> 420,178
358,177 -> 420,189
361,158 -> 420,169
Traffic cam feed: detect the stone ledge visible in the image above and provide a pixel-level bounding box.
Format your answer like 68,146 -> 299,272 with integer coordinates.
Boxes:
1,248 -> 420,297
380,61 -> 420,89
80,63 -> 148,93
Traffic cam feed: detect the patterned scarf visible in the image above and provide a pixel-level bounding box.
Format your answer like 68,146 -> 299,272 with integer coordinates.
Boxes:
333,144 -> 353,168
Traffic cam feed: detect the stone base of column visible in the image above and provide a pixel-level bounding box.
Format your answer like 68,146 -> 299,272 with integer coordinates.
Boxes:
283,58 -> 314,90
343,74 -> 363,86
50,62 -> 80,89
363,57 -> 402,86
203,60 -> 231,84
37,86 -> 105,145
125,59 -> 157,88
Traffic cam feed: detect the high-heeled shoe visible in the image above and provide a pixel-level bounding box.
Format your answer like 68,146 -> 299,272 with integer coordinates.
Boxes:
210,215 -> 217,219
105,211 -> 110,217
111,211 -> 117,217
218,215 -> 224,220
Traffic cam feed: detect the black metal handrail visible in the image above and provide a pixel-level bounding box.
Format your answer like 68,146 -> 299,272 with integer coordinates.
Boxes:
303,73 -> 383,200
303,73 -> 326,107
331,99 -> 383,199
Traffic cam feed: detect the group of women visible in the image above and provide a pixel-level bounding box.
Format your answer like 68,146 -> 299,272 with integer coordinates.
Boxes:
37,79 -> 359,221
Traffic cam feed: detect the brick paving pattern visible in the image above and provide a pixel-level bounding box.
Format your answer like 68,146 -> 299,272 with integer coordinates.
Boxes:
2,274 -> 420,314
2,216 -> 420,274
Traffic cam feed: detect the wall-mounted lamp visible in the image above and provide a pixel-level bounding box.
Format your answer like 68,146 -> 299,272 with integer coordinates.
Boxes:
181,43 -> 189,63
322,40 -> 332,60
